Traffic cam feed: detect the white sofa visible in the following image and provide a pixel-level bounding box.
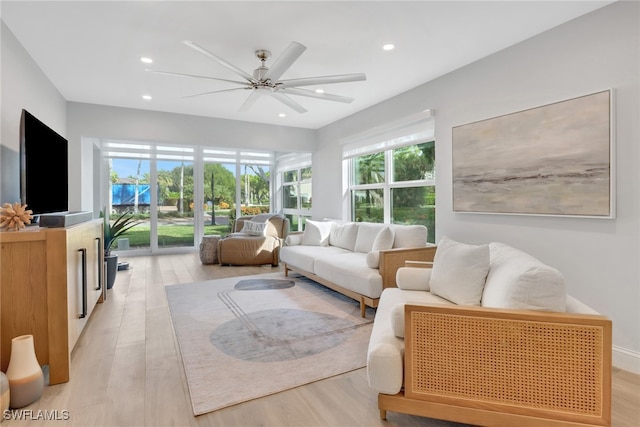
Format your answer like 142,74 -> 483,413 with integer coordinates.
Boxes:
280,220 -> 436,317
367,237 -> 612,427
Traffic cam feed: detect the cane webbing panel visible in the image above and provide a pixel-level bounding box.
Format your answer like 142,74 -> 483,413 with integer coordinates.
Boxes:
407,310 -> 605,417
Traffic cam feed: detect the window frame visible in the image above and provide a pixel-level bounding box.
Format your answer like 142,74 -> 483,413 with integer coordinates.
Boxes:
347,140 -> 436,242
281,166 -> 312,231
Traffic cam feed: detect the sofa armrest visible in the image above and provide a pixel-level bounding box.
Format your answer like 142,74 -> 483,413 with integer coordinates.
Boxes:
284,231 -> 304,246
403,303 -> 612,426
396,267 -> 432,291
379,245 -> 437,289
404,260 -> 433,268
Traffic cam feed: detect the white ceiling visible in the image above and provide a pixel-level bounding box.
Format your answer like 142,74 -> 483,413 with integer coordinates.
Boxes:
2,1 -> 614,130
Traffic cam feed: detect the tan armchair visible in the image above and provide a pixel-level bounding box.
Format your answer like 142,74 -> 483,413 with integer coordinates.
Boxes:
217,213 -> 289,266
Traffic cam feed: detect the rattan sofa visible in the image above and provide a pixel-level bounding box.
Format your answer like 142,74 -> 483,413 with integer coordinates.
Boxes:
367,238 -> 612,427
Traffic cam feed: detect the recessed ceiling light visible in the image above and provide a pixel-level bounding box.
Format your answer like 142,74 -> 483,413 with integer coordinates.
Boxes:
382,44 -> 395,51
315,89 -> 325,94
140,57 -> 153,64
278,113 -> 286,118
142,94 -> 152,100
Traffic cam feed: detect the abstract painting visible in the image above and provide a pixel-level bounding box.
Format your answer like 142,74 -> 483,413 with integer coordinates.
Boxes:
452,90 -> 613,217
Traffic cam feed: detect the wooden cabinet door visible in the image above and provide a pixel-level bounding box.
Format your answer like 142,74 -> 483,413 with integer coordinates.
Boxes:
66,221 -> 103,350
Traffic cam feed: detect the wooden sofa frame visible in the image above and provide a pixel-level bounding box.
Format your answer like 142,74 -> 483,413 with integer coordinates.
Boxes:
284,245 -> 437,317
378,303 -> 612,427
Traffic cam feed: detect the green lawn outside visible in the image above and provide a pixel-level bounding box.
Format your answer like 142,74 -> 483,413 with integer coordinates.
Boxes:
116,224 -> 232,248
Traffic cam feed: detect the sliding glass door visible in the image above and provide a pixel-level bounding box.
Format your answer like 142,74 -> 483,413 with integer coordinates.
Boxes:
103,142 -> 276,254
156,158 -> 195,249
108,157 -> 151,251
203,162 -> 235,236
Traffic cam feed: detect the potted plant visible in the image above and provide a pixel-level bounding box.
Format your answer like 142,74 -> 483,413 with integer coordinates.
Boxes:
101,209 -> 140,289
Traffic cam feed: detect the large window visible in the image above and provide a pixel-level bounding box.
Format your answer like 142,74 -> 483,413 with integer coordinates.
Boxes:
350,141 -> 435,242
103,141 -> 275,254
282,166 -> 312,231
343,110 -> 436,243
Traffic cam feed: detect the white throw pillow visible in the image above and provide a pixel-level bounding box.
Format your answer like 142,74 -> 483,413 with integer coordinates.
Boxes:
429,236 -> 490,306
284,233 -> 303,246
329,222 -> 358,251
392,224 -> 427,248
301,220 -> 332,246
365,251 -> 380,269
354,223 -> 386,253
365,227 -> 395,268
482,242 -> 566,311
241,220 -> 267,236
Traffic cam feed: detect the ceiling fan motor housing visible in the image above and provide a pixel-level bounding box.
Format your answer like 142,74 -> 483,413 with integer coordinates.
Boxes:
253,50 -> 272,83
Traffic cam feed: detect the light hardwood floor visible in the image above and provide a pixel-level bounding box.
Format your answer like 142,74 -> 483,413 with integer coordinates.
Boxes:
5,253 -> 639,427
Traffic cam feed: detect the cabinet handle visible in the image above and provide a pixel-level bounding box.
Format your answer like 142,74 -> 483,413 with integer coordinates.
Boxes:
95,237 -> 102,291
78,248 -> 87,318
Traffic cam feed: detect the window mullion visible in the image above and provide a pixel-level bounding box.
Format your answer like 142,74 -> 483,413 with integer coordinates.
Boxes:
384,150 -> 392,223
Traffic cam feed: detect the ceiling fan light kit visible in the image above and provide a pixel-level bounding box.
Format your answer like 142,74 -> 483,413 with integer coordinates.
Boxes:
147,40 -> 366,114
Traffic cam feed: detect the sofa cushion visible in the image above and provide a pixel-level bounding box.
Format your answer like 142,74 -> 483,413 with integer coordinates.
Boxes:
280,245 -> 348,273
314,252 -> 383,299
354,223 -> 387,253
482,242 -> 566,311
329,222 -> 358,251
390,291 -> 451,339
301,220 -> 332,246
429,237 -> 490,306
365,226 -> 395,268
391,224 -> 428,248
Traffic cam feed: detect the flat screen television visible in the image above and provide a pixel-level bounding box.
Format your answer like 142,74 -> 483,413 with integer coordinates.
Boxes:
20,109 -> 68,216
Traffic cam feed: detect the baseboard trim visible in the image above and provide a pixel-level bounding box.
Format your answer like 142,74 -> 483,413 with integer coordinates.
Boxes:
613,345 -> 640,374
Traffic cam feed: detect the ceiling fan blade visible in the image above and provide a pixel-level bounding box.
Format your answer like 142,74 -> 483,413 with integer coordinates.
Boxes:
271,92 -> 307,114
182,87 -> 250,99
146,69 -> 250,86
279,87 -> 354,103
183,40 -> 255,82
278,73 -> 366,89
239,90 -> 262,112
263,42 -> 306,82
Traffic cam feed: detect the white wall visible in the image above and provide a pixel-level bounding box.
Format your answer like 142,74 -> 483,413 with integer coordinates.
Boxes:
316,1 -> 640,369
66,102 -> 317,211
0,21 -> 67,203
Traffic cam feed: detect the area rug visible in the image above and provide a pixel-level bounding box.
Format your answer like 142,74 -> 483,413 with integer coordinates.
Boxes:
165,272 -> 374,416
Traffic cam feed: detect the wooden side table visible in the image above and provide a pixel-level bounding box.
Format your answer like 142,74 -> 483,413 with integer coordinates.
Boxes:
199,235 -> 221,264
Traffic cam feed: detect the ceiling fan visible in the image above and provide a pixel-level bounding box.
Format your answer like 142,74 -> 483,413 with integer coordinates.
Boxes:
147,40 -> 366,114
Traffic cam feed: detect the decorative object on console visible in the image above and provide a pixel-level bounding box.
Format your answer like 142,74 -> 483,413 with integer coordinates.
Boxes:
6,335 -> 44,409
0,202 -> 32,231
452,90 -> 613,217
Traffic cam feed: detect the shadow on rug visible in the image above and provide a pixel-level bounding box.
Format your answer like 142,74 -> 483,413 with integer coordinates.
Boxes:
165,272 -> 374,416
